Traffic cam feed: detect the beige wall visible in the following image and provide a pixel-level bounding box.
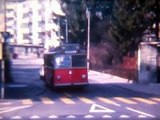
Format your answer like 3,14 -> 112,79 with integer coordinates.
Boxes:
0,14 -> 5,31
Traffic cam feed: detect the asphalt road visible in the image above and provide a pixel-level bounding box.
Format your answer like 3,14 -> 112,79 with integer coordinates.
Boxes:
0,57 -> 160,120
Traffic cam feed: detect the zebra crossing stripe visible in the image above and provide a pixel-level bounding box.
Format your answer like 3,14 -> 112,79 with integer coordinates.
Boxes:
30,115 -> 40,119
60,97 -> 75,104
84,115 -> 94,118
22,99 -> 32,105
102,115 -> 112,118
132,98 -> 157,104
66,115 -> 76,118
40,97 -> 54,104
151,97 -> 160,102
19,97 -> 159,105
97,97 -> 121,106
78,97 -> 95,104
114,97 -> 137,104
11,116 -> 22,119
48,115 -> 58,119
120,115 -> 130,118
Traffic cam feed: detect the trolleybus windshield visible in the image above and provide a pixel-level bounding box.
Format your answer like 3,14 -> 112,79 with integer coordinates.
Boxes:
54,55 -> 71,68
72,55 -> 87,67
54,55 -> 86,69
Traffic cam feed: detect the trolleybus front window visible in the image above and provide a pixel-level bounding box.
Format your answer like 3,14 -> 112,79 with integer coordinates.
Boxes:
54,55 -> 71,68
72,55 -> 87,67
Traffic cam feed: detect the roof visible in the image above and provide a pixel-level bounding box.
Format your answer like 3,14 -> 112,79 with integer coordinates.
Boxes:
44,44 -> 86,55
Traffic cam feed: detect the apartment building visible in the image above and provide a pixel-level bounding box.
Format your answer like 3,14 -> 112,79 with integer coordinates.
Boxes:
0,0 -> 5,32
5,0 -> 65,48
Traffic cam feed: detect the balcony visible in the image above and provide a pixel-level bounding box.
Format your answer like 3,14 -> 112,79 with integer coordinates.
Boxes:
22,28 -> 30,34
6,21 -> 14,26
6,11 -> 15,18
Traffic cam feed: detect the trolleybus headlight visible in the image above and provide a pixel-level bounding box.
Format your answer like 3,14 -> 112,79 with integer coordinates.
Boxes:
82,74 -> 86,79
56,75 -> 61,80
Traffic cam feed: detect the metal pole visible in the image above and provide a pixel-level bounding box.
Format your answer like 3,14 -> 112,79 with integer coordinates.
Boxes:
58,17 -> 61,42
65,19 -> 68,43
87,10 -> 90,71
1,60 -> 5,99
1,0 -> 6,99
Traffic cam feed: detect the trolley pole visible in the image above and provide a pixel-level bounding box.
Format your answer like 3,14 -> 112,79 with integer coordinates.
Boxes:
58,17 -> 61,42
65,19 -> 68,43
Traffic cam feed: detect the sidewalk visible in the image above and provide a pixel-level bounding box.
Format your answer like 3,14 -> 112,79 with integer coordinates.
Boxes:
89,70 -> 160,96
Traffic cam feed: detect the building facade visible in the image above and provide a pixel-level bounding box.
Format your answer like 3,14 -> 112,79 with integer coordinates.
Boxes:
5,0 -> 64,48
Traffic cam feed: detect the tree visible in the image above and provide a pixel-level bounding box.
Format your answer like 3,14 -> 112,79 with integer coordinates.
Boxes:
61,0 -> 87,44
60,0 -> 114,44
108,0 -> 156,64
60,0 -> 158,66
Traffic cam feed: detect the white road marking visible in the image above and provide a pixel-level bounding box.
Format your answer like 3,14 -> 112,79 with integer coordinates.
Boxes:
138,115 -> 147,118
30,115 -> 40,119
0,107 -> 12,111
48,115 -> 58,119
90,104 -> 115,113
102,115 -> 112,118
84,115 -> 94,118
126,107 -> 155,118
120,115 -> 130,118
11,116 -> 22,119
0,105 -> 31,114
0,102 -> 12,105
66,115 -> 76,118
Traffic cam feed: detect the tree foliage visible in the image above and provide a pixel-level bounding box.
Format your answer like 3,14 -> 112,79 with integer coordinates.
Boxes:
60,0 -> 158,65
109,0 -> 156,59
61,0 -> 87,44
61,0 -> 113,44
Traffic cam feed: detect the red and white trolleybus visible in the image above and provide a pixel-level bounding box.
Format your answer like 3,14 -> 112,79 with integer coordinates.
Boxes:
40,44 -> 88,87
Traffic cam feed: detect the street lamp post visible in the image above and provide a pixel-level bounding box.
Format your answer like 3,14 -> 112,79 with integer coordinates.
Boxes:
86,9 -> 90,71
0,0 -> 6,99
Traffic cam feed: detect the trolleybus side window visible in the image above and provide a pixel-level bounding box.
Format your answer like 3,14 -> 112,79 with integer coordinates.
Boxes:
54,55 -> 71,68
72,55 -> 87,67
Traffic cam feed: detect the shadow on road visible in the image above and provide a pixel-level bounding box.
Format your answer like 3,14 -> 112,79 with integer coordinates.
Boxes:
2,58 -> 158,102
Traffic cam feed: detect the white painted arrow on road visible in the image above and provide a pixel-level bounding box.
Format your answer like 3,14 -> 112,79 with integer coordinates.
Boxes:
89,104 -> 115,113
